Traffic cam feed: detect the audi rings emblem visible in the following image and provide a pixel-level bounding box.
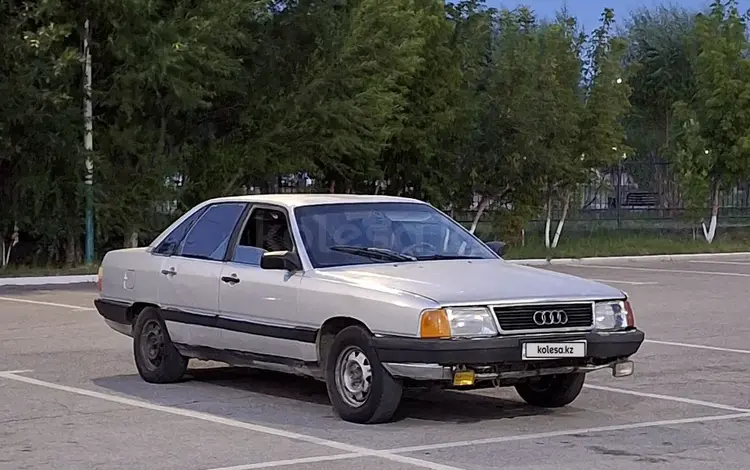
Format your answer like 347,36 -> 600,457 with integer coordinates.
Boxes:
533,310 -> 568,326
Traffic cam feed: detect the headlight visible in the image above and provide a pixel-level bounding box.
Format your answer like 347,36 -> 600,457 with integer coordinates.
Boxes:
594,300 -> 635,330
419,307 -> 498,338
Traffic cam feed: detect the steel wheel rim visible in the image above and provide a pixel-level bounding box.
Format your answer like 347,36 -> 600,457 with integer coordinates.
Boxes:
334,346 -> 373,408
140,319 -> 165,371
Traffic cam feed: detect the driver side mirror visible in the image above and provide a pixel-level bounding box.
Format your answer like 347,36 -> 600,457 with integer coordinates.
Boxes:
486,241 -> 507,257
260,250 -> 302,271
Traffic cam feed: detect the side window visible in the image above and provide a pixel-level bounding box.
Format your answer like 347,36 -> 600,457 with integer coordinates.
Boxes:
231,208 -> 293,266
153,208 -> 206,255
177,203 -> 247,261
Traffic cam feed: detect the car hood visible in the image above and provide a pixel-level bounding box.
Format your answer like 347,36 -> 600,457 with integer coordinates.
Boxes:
313,259 -> 624,305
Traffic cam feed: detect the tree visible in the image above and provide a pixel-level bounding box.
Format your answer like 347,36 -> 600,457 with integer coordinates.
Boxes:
567,7 -> 633,241
462,7 -> 543,234
526,8 -> 632,249
5,0 -> 749,268
91,0 -> 264,246
670,0 -> 750,243
0,0 -> 84,266
621,5 -> 697,160
438,0 -> 497,217
377,0 -> 464,201
272,0 -> 428,193
526,13 -> 587,249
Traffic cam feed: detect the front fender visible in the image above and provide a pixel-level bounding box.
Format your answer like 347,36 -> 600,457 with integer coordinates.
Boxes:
298,274 -> 438,337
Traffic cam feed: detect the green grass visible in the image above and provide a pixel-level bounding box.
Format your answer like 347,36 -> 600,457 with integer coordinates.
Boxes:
2,232 -> 749,278
503,233 -> 750,260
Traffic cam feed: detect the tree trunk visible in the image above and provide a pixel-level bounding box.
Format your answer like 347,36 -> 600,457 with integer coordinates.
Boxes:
544,193 -> 553,249
158,114 -> 167,154
127,229 -> 139,248
702,181 -> 720,244
75,236 -> 82,265
3,223 -> 19,267
222,173 -> 242,195
65,232 -> 76,267
551,191 -> 571,249
469,196 -> 491,234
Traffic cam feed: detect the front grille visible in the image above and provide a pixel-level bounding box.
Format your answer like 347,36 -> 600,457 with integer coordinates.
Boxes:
493,302 -> 593,331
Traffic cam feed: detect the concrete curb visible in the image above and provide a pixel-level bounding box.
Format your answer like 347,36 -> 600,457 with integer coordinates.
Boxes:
2,251 -> 750,286
0,274 -> 98,287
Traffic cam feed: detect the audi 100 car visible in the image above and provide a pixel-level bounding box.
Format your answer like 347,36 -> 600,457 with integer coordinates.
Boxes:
94,194 -> 645,424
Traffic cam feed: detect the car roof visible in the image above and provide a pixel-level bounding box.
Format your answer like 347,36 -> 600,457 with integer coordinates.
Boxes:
199,193 -> 427,210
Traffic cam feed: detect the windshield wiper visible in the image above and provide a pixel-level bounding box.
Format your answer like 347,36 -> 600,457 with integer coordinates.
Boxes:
413,254 -> 486,260
329,245 -> 416,262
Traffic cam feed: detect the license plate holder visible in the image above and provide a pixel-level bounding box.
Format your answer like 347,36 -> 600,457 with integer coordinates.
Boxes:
521,340 -> 587,360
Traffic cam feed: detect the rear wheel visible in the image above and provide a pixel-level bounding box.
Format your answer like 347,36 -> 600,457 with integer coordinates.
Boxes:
515,372 -> 585,408
133,306 -> 188,383
324,325 -> 403,424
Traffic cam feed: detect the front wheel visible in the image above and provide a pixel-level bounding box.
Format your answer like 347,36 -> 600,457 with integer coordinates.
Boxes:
133,306 -> 188,383
324,326 -> 403,424
515,372 -> 585,408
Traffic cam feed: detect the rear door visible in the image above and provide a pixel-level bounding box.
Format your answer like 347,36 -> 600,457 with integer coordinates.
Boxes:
217,204 -> 312,362
157,201 -> 248,348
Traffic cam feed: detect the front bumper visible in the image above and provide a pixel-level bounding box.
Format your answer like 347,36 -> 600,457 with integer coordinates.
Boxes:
372,329 -> 644,382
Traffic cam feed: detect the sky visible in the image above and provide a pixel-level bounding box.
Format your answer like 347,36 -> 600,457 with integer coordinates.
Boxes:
486,0 -> 750,33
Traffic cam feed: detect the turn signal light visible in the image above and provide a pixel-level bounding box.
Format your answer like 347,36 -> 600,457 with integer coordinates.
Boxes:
419,308 -> 451,338
624,300 -> 635,327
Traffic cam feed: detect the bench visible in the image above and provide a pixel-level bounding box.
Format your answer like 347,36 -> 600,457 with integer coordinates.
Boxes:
624,191 -> 659,207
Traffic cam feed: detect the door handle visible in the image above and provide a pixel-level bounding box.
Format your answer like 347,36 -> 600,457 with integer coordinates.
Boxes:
221,274 -> 240,284
161,267 -> 176,276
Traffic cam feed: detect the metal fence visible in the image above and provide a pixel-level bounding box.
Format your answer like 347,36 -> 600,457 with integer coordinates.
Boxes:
573,160 -> 750,219
520,160 -> 750,236
244,161 -> 750,235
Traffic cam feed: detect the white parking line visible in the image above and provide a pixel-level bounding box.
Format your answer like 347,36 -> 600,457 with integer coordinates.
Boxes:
0,296 -> 95,311
4,369 -> 750,470
209,411 -> 750,469
204,454 -> 365,470
645,339 -> 750,355
583,384 -> 749,412
383,412 -> 750,454
565,264 -> 750,277
0,371 -> 463,470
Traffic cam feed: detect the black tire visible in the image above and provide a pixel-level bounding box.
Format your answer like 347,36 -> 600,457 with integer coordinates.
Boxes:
132,306 -> 188,383
515,372 -> 585,408
324,325 -> 403,424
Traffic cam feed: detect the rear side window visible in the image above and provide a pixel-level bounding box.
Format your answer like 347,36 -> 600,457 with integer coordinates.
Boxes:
153,208 -> 206,255
178,203 -> 247,261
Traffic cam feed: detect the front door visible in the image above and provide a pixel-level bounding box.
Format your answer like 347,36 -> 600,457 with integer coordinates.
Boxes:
218,205 -> 312,362
157,201 -> 248,348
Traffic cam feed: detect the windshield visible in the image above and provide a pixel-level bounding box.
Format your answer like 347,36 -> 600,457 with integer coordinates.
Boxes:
293,202 -> 498,268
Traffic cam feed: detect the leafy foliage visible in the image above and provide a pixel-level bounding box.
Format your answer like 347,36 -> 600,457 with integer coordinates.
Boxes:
1,0 -> 748,266
669,0 -> 750,238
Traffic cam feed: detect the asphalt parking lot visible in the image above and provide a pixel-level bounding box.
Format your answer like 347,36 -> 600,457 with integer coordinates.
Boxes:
2,254 -> 749,470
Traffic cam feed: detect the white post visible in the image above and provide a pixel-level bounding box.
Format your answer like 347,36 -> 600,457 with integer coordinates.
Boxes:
83,18 -> 95,263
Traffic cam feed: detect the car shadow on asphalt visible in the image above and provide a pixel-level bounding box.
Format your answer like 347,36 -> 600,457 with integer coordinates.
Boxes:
92,365 -> 554,424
